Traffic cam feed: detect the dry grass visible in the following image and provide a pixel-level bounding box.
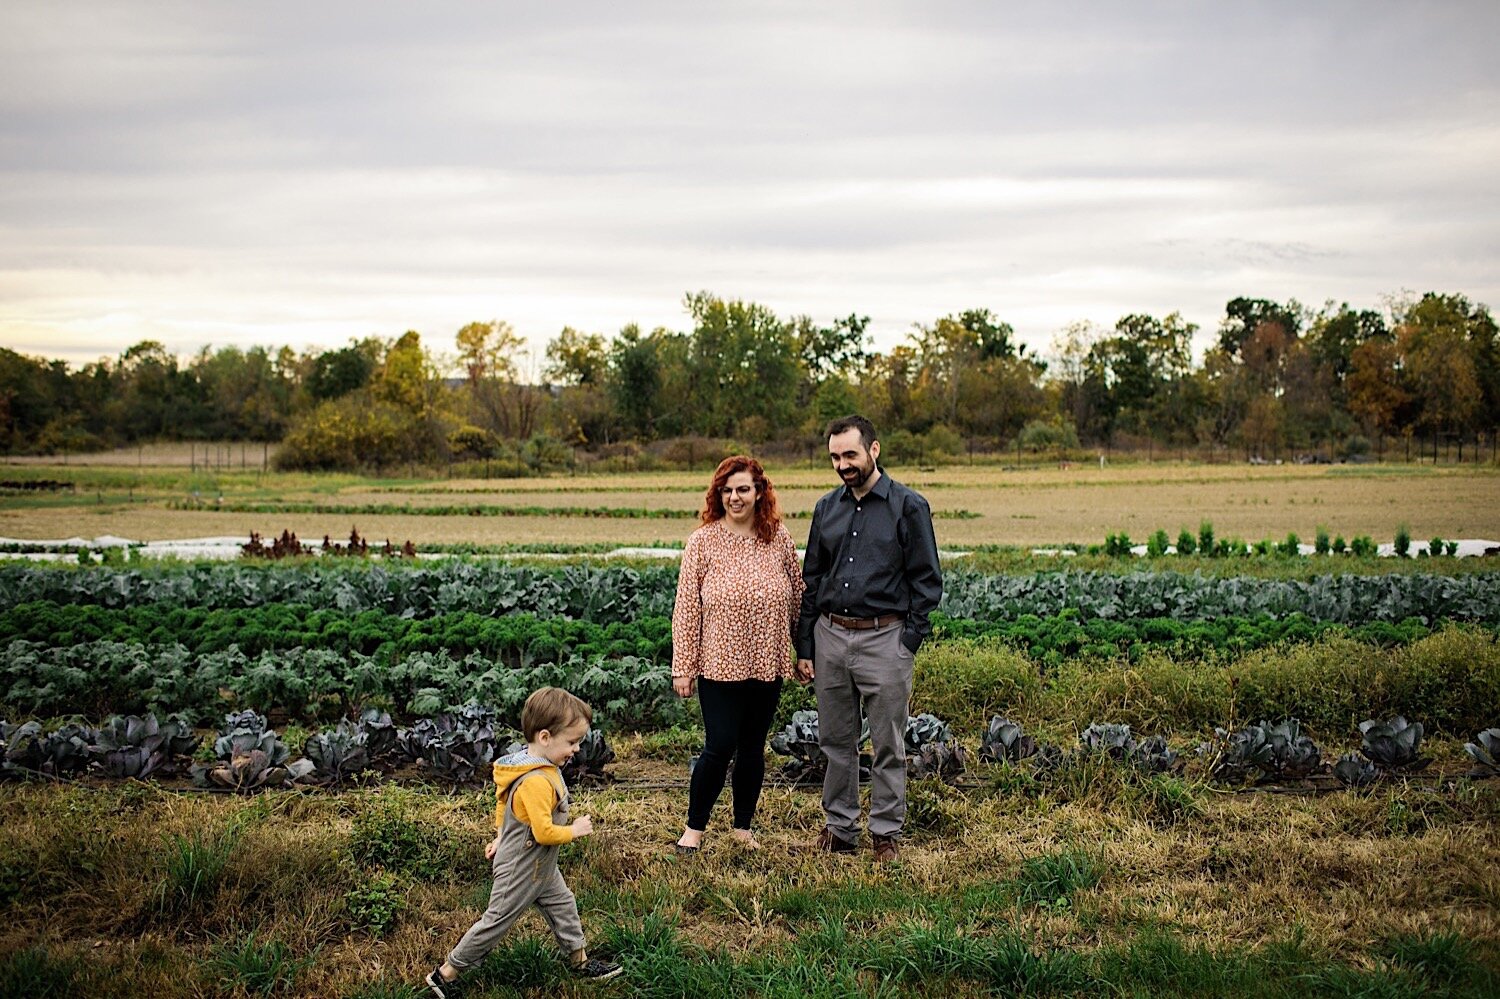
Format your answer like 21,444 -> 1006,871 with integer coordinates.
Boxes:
3,462 -> 1499,547
2,440 -> 273,469
2,740 -> 1496,997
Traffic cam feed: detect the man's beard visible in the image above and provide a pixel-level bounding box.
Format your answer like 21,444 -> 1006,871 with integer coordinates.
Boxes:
840,463 -> 873,488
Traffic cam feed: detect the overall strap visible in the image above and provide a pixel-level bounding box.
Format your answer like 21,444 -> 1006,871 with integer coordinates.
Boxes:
503,768 -> 555,812
502,767 -> 567,838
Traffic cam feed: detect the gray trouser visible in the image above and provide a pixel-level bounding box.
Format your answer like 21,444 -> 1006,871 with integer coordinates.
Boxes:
813,614 -> 914,840
448,773 -> 586,968
447,850 -> 586,968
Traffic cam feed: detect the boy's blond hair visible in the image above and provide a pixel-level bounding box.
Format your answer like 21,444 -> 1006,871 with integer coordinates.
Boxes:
520,687 -> 593,741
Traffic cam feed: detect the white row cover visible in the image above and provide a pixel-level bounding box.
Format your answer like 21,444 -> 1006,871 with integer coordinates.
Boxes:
1,536 -> 1493,562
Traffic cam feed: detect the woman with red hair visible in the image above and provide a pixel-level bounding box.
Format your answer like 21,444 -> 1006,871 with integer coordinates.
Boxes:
670,455 -> 804,853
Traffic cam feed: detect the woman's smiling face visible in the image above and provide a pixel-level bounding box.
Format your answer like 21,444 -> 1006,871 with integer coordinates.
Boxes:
719,470 -> 759,526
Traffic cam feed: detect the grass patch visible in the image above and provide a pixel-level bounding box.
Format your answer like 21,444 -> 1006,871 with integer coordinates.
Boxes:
345,790 -> 455,881
919,625 -> 1500,739
911,640 -> 1042,730
1380,930 -> 1498,992
1004,849 -> 1103,909
343,870 -> 407,937
0,946 -> 84,998
211,930 -> 314,996
340,983 -> 423,999
1124,772 -> 1209,826
153,823 -> 243,915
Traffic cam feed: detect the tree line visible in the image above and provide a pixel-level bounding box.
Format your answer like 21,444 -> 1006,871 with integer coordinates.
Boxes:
2,290 -> 1496,471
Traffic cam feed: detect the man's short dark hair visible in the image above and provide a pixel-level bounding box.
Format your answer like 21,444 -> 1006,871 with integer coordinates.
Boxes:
825,414 -> 877,450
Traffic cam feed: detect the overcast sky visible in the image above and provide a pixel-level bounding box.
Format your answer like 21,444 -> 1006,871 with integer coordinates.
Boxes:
2,1 -> 1497,370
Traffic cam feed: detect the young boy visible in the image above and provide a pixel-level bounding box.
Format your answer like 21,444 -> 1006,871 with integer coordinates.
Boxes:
426,687 -> 622,996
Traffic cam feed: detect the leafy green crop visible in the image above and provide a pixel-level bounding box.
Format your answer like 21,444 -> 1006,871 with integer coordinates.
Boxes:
302,721 -> 371,785
932,611 -> 1439,664
769,710 -> 831,784
0,638 -> 682,729
1333,752 -> 1377,787
0,562 -> 681,621
940,570 -> 1500,625
1358,715 -> 1430,772
977,716 -> 1038,765
190,713 -> 313,791
94,712 -> 199,778
904,713 -> 966,780
4,563 -> 1497,626
0,602 -> 674,663
1203,720 -> 1320,783
1462,729 -> 1500,778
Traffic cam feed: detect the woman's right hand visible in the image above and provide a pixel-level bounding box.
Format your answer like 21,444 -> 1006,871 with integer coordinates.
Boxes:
672,675 -> 696,698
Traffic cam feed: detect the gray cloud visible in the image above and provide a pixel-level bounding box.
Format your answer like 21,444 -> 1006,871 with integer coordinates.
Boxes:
1,0 -> 1498,365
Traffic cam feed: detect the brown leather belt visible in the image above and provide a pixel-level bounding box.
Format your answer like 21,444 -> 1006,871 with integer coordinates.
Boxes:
826,612 -> 904,630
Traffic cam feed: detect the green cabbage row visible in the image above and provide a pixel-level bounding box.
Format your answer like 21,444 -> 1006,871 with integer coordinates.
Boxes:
0,601 -> 669,662
0,601 -> 1444,667
2,562 -> 1497,624
0,640 -> 682,730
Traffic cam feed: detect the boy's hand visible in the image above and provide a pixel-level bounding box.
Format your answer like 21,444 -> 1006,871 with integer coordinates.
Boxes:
672,676 -> 695,698
571,815 -> 594,838
795,658 -> 815,684
484,836 -> 500,860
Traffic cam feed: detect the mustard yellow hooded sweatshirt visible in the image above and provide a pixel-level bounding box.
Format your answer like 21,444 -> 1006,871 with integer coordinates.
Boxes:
492,756 -> 574,846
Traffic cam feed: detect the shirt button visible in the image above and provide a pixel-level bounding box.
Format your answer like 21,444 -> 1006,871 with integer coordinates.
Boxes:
843,582 -> 848,587
853,531 -> 858,537
848,557 -> 854,562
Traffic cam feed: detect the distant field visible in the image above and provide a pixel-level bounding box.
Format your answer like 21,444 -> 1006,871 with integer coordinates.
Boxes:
3,440 -> 272,469
2,459 -> 1498,548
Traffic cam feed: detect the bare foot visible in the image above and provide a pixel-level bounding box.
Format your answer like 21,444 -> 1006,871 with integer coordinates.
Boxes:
730,829 -> 761,850
677,828 -> 703,849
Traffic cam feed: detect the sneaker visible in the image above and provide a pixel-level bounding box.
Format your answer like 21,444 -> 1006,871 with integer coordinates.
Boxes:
872,834 -> 900,863
814,827 -> 858,854
425,967 -> 465,998
572,957 -> 624,980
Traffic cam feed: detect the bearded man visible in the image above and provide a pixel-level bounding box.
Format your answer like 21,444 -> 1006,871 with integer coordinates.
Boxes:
795,414 -> 943,863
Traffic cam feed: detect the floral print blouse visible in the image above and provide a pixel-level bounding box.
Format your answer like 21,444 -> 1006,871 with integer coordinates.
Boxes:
671,520 -> 805,682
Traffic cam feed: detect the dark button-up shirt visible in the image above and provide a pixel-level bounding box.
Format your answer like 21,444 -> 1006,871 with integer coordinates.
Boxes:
796,471 -> 943,658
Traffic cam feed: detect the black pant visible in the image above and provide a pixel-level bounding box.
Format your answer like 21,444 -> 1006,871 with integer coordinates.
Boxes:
686,677 -> 783,831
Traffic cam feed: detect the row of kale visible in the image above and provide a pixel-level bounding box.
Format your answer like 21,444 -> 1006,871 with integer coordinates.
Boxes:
6,707 -> 1495,795
6,629 -> 1499,738
0,641 -> 683,731
0,707 -> 611,789
0,606 -> 1447,681
769,713 -> 1500,791
1,562 -> 1497,625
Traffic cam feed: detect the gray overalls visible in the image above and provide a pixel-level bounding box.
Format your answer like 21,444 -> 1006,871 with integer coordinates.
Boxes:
447,766 -> 586,968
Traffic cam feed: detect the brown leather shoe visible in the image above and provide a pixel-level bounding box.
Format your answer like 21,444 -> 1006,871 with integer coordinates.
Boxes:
872,834 -> 900,862
814,828 -> 858,854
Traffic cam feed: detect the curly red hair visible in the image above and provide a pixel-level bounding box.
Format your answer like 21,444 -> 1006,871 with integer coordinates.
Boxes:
701,455 -> 781,544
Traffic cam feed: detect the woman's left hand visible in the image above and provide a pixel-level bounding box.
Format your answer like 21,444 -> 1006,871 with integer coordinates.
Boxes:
672,676 -> 696,698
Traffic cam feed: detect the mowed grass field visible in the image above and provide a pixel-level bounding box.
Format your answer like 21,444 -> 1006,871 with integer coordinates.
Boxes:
3,456 -> 1499,548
